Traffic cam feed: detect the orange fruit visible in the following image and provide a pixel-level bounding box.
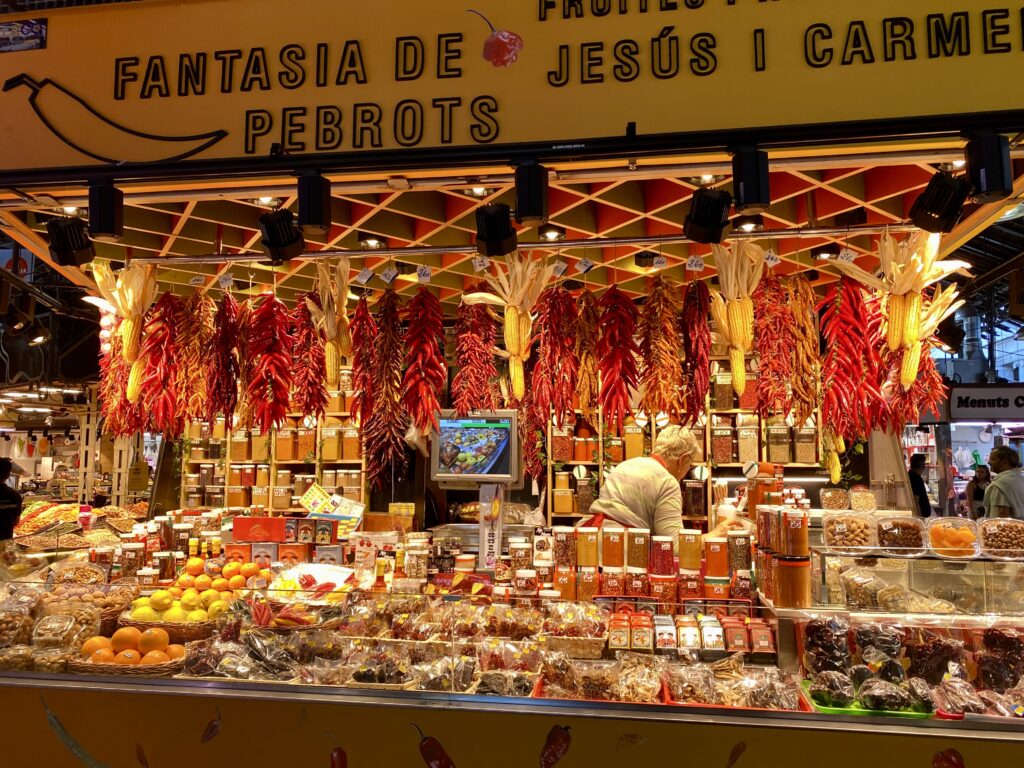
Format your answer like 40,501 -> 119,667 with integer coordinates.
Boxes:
258,568 -> 272,582
211,577 -> 229,592
221,562 -> 241,581
240,562 -> 259,579
168,586 -> 184,599
80,636 -> 112,659
176,574 -> 195,589
219,590 -> 234,603
228,575 -> 247,590
185,557 -> 206,577
138,628 -> 170,655
89,648 -> 116,664
194,574 -> 213,591
111,626 -> 142,653
165,644 -> 186,660
114,649 -> 142,665
140,650 -> 170,665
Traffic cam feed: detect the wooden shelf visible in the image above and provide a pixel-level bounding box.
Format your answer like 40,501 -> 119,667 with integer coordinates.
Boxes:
274,459 -> 316,465
564,461 -> 599,466
710,408 -> 757,414
319,459 -> 362,465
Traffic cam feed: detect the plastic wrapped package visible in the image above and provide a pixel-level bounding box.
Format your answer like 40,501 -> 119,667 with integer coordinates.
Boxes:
978,689 -> 1019,717
853,624 -> 905,659
976,651 -> 1021,694
297,657 -> 357,686
934,677 -> 987,715
476,638 -> 543,673
540,650 -> 580,692
410,655 -> 477,692
801,618 -> 852,675
0,645 -> 33,671
861,647 -> 906,684
809,671 -> 856,707
666,663 -> 724,705
908,632 -> 965,685
847,664 -> 874,690
613,652 -> 665,704
907,677 -> 936,713
31,614 -> 82,649
476,670 -> 538,697
541,601 -> 609,639
31,648 -> 73,673
51,560 -> 107,586
839,568 -> 888,610
823,512 -> 875,555
856,679 -> 912,711
0,604 -> 34,648
726,667 -> 800,711
876,583 -> 909,612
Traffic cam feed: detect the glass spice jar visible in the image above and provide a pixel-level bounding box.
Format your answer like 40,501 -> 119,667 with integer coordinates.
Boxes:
649,574 -> 678,614
678,529 -> 702,570
625,567 -> 650,597
731,570 -> 753,601
554,569 -> 576,601
577,567 -> 599,602
780,508 -> 809,557
678,569 -> 702,601
683,481 -> 706,518
727,530 -> 752,571
513,569 -> 538,593
650,536 -> 674,575
576,481 -> 596,517
510,542 -> 533,573
627,528 -> 650,568
704,537 -> 729,577
711,427 -> 735,464
551,427 -> 573,463
602,527 -> 626,569
600,568 -> 625,596
552,527 -> 577,569
576,527 -> 599,567
713,373 -> 734,409
774,556 -> 811,608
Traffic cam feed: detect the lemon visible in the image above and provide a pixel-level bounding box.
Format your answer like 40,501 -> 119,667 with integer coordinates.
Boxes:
130,606 -> 160,621
132,596 -> 151,610
161,606 -> 189,623
149,590 -> 173,612
207,601 -> 229,620
186,609 -> 209,623
180,589 -> 202,612
199,589 -> 221,609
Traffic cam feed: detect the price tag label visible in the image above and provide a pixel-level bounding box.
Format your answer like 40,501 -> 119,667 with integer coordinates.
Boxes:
354,268 -> 374,285
837,248 -> 857,263
575,258 -> 595,274
188,274 -> 204,286
765,249 -> 781,267
380,266 -> 398,285
473,256 -> 490,272
552,260 -> 568,277
686,256 -> 706,272
218,273 -> 234,289
652,255 -> 668,269
416,265 -> 432,283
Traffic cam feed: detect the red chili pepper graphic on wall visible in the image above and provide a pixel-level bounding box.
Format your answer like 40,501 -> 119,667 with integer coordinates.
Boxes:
468,9 -> 523,67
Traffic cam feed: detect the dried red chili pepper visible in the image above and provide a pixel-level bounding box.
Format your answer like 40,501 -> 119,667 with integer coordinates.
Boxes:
364,289 -> 409,490
138,292 -> 186,438
412,724 -> 456,768
753,273 -> 793,418
176,293 -> 216,422
531,286 -> 578,429
787,276 -> 821,426
452,283 -> 498,416
206,292 -> 240,429
574,291 -> 600,427
540,725 -> 572,767
242,293 -> 294,433
598,286 -> 640,434
680,281 -> 711,425
402,287 -> 447,450
99,328 -> 144,436
349,295 -> 378,427
291,292 -> 328,419
638,275 -> 683,422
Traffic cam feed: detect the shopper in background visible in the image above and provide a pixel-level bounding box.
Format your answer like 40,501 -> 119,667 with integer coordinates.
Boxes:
908,454 -> 932,517
0,458 -> 23,541
984,446 -> 1024,519
964,465 -> 992,520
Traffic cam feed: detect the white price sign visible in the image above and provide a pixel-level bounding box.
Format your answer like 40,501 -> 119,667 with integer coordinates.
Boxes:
552,260 -> 568,277
380,266 -> 398,285
472,256 -> 490,272
188,274 -> 204,286
575,258 -> 595,274
416,265 -> 432,283
354,268 -> 374,285
765,249 -> 781,267
837,248 -> 857,263
652,255 -> 668,269
686,256 -> 706,272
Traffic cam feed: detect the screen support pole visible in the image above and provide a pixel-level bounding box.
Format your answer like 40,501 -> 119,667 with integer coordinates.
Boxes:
477,482 -> 505,571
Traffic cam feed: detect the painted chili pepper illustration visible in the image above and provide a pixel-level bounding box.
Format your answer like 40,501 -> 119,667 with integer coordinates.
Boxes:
933,749 -> 966,768
412,723 -> 456,768
540,725 -> 571,767
467,10 -> 523,67
200,706 -> 222,744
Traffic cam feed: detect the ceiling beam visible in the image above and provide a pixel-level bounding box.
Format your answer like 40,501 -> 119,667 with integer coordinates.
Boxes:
942,172 -> 1024,258
0,210 -> 95,290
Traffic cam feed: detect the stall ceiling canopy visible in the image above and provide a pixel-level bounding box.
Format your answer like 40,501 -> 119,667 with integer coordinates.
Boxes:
0,0 -> 1023,180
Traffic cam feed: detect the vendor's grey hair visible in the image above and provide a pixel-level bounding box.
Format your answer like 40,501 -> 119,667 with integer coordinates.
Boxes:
653,425 -> 698,461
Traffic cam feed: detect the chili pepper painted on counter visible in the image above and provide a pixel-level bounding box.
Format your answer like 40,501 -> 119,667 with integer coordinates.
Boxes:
468,9 -> 523,67
200,705 -> 222,744
135,743 -> 150,768
327,733 -> 348,768
726,740 -> 748,768
540,725 -> 571,767
412,723 -> 456,768
933,749 -> 966,768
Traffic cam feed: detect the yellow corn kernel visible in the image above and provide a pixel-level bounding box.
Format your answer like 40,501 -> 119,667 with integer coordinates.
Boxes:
503,306 -> 520,356
729,346 -> 746,396
126,358 -> 146,404
324,339 -> 340,388
886,292 -> 904,351
120,316 -> 140,363
510,357 -> 525,400
902,290 -> 922,347
900,340 -> 922,390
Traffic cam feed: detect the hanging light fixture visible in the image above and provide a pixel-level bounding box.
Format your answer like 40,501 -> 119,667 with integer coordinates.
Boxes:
297,171 -> 332,235
475,203 -> 518,257
514,161 -> 548,226
909,171 -> 971,233
46,216 -> 94,267
537,223 -> 565,242
731,147 -> 771,213
257,209 -> 305,264
87,179 -> 123,242
684,188 -> 732,244
732,214 -> 764,233
357,231 -> 384,249
965,133 -> 1012,203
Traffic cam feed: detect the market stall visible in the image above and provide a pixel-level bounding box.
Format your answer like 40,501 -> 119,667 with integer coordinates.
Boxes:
1,0 -> 1024,763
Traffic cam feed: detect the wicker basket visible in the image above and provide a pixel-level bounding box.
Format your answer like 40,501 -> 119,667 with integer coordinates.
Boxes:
68,657 -> 184,678
117,613 -> 216,644
541,634 -> 608,660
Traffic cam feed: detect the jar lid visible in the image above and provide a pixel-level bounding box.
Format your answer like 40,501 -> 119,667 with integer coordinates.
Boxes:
735,569 -> 752,578
136,567 -> 158,575
515,569 -> 537,578
776,556 -> 811,566
551,526 -> 575,534
705,536 -> 727,544
727,530 -> 751,538
93,546 -> 114,553
577,526 -> 599,534
510,541 -> 532,550
650,574 -> 677,582
578,566 -> 598,573
678,568 -> 701,576
499,555 -> 512,562
679,528 -> 701,537
704,576 -> 730,584
455,554 -> 475,563
121,542 -> 145,550
492,585 -> 512,597
604,526 -> 626,534
626,566 -> 648,574
627,527 -> 650,535
652,535 -> 673,543
172,523 -> 193,530
539,589 -> 561,599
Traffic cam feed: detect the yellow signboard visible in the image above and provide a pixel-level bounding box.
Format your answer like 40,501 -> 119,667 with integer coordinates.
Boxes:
0,0 -> 1021,174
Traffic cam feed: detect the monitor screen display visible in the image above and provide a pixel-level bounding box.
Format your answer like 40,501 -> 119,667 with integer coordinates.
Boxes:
431,412 -> 518,484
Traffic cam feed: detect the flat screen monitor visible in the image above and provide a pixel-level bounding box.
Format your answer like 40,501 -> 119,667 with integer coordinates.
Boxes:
430,410 -> 519,486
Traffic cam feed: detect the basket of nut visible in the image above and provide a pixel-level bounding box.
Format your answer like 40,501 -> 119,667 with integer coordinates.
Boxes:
39,581 -> 139,636
978,519 -> 1024,561
822,512 -> 875,556
875,516 -> 926,557
0,604 -> 34,648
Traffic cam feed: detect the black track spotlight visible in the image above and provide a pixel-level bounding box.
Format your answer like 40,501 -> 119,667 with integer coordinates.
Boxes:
475,203 -> 518,257
87,179 -> 123,242
257,209 -> 305,265
46,216 -> 94,267
514,162 -> 548,226
297,172 -> 332,235
731,147 -> 770,213
27,321 -> 51,346
935,314 -> 966,354
395,261 -> 417,276
684,188 -> 732,245
537,223 -> 565,242
835,207 -> 868,227
634,251 -> 659,269
965,133 -> 1012,203
732,214 -> 764,233
357,231 -> 384,249
812,244 -> 838,260
909,171 -> 972,233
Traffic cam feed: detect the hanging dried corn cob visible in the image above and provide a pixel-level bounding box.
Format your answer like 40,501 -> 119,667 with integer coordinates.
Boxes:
638,275 -> 683,422
402,287 -> 447,456
829,232 -> 970,390
136,292 -> 185,437
452,284 -> 498,416
364,289 -> 409,489
305,258 -> 352,388
243,293 -> 294,433
574,291 -> 600,427
708,242 -> 765,395
598,286 -> 640,435
680,281 -> 711,426
530,286 -> 579,429
349,295 -> 378,427
176,293 -> 216,422
206,292 -> 240,429
787,276 -> 821,426
291,293 -> 328,419
92,262 -> 157,363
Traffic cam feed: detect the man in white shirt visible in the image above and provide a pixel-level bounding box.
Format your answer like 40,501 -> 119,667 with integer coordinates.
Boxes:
983,446 -> 1024,519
